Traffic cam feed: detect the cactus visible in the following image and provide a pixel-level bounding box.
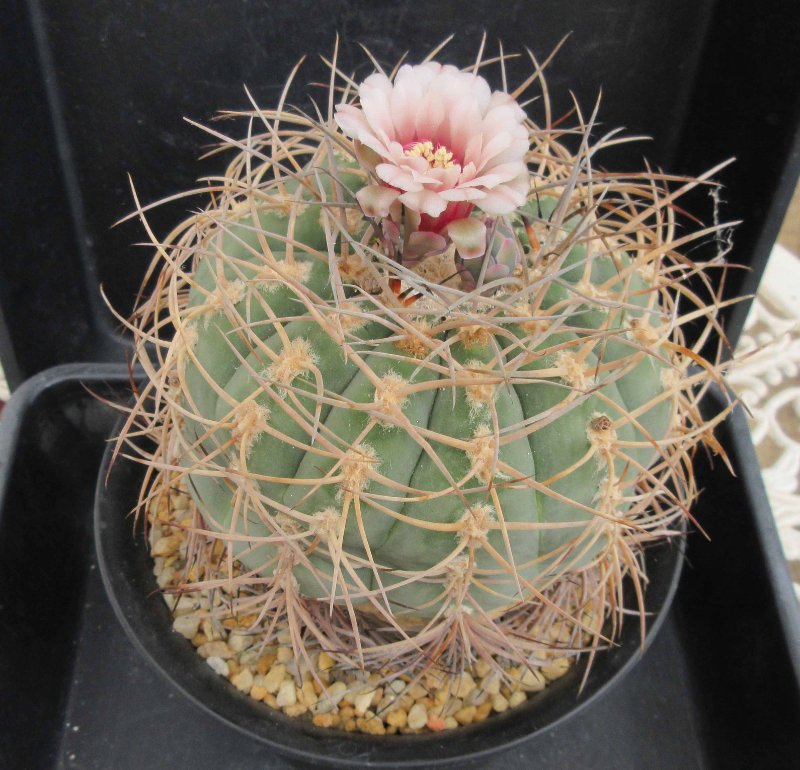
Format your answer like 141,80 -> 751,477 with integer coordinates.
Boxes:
116,46 -> 735,685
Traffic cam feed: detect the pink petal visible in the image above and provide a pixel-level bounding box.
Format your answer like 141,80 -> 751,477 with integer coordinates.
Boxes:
475,184 -> 527,215
438,186 -> 485,202
445,217 -> 487,259
405,230 -> 448,258
356,185 -> 402,218
359,73 -> 396,140
398,189 -> 448,217
376,163 -> 423,192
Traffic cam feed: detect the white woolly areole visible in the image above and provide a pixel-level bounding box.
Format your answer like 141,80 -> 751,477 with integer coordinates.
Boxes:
333,301 -> 370,333
394,319 -> 434,359
310,506 -> 342,543
594,476 -> 624,514
265,338 -> 317,392
372,372 -> 409,425
464,360 -> 496,414
660,366 -> 682,391
269,194 -> 309,219
467,424 -> 507,483
556,351 -> 588,390
458,503 -> 496,548
254,258 -> 313,294
206,280 -> 246,318
629,316 -> 666,347
444,555 -> 472,602
231,399 -> 271,457
181,322 -> 198,350
338,443 -> 378,497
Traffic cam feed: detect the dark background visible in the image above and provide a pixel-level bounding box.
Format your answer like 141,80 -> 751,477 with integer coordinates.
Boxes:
2,0 -> 800,385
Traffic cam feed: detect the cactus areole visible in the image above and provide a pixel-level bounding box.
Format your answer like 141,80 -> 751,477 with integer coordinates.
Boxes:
117,47 -> 734,698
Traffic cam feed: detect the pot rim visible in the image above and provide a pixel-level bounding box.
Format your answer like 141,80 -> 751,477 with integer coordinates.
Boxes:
94,427 -> 685,769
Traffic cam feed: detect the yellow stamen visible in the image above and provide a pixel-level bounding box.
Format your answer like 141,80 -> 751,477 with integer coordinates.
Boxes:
404,140 -> 455,169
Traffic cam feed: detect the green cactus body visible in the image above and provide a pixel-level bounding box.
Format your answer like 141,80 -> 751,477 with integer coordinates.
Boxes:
176,186 -> 675,623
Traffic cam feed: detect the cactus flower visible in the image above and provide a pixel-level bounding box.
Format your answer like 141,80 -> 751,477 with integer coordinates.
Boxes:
335,62 -> 530,232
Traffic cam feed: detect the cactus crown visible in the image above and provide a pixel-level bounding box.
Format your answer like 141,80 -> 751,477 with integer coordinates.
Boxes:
113,41 -> 737,684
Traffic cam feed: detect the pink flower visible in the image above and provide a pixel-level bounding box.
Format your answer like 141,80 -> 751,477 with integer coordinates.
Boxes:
335,62 -> 530,232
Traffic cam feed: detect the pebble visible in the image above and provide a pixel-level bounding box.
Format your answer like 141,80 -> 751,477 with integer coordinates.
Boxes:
542,658 -> 570,681
453,705 -> 477,725
407,703 -> 427,730
231,668 -> 254,693
492,693 -> 509,713
276,646 -> 293,664
312,713 -> 337,728
250,685 -> 267,701
452,672 -> 476,699
480,673 -> 501,696
173,596 -> 197,616
284,703 -> 307,718
301,680 -> 317,707
276,679 -> 297,707
520,668 -> 546,692
154,480 -> 581,737
385,709 -> 407,729
206,657 -> 229,676
353,689 -> 374,717
473,659 -> 492,679
152,535 -> 180,556
172,614 -> 200,640
197,641 -> 232,659
156,566 -> 175,589
356,715 -> 386,735
263,663 -> 286,694
227,633 -> 252,653
316,681 -> 347,714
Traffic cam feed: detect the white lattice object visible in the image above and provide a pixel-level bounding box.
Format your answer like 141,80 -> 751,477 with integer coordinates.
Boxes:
729,243 -> 800,597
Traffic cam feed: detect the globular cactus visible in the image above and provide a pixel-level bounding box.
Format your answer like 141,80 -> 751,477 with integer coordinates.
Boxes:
117,46 -> 734,684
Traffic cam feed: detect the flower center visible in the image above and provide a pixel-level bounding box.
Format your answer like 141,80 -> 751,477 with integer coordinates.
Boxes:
404,140 -> 455,169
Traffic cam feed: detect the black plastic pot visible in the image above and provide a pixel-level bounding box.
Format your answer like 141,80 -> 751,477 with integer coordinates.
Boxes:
94,416 -> 685,769
1,368 -> 799,768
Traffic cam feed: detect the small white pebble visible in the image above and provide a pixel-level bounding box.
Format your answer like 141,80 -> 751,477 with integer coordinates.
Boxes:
173,596 -> 198,616
227,633 -> 253,653
276,679 -> 297,707
316,681 -> 347,714
172,614 -> 200,640
206,656 -> 229,677
407,703 -> 428,730
353,689 -> 374,717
